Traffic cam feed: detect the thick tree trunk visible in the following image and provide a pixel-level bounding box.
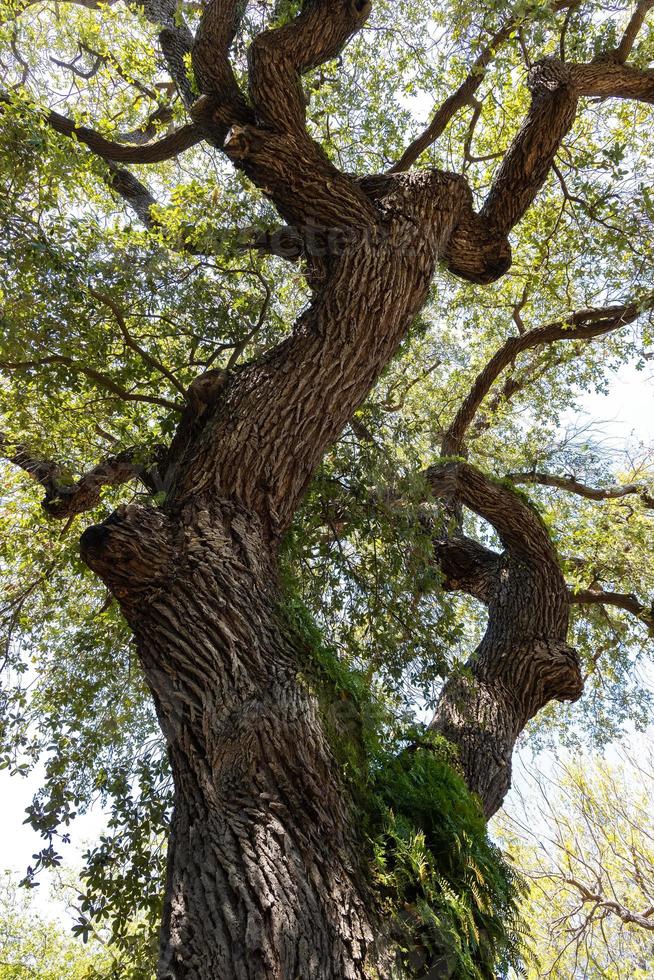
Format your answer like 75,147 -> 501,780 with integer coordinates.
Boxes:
431,553 -> 583,817
428,464 -> 584,818
81,502 -> 381,980
70,126 -> 574,971
7,0 -> 649,971
76,174 -> 503,980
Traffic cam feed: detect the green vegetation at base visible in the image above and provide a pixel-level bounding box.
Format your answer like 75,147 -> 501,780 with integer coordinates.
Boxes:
282,594 -> 527,979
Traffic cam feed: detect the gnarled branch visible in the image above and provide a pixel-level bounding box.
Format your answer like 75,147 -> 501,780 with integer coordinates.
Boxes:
441,296 -> 653,456
192,0 -> 377,232
426,460 -> 556,564
569,587 -> 654,630
480,58 -> 579,236
508,471 -> 654,509
248,0 -> 371,134
434,534 -> 501,604
192,0 -> 251,130
48,112 -> 202,164
0,435 -> 154,518
428,460 -> 582,817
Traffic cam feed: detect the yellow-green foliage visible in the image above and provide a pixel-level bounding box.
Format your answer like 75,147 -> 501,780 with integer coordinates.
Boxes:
497,754 -> 654,979
0,873 -> 109,980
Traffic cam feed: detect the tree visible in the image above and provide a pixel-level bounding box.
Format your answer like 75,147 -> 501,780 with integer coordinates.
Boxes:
497,751 -> 654,979
0,871 -> 108,979
1,0 -> 653,976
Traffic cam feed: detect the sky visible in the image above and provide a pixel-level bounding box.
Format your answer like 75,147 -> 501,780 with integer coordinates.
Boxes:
1,357 -> 653,923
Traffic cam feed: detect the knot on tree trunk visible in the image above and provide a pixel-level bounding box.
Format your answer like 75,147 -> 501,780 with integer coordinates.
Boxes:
360,169 -> 512,284
442,209 -> 512,284
80,504 -> 175,604
524,638 -> 584,709
528,57 -> 574,98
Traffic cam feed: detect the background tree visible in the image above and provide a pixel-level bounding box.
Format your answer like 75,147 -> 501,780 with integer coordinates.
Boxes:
497,751 -> 654,979
1,0 -> 654,977
0,871 -> 109,978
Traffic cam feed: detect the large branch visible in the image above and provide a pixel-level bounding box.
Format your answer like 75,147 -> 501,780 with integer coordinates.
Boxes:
390,1 -> 577,173
509,471 -> 654,509
192,0 -> 251,133
1,92 -> 165,227
428,461 -> 581,817
0,435 -> 152,518
0,91 -> 202,164
0,354 -> 181,411
426,460 -> 556,564
248,0 -> 371,134
480,58 -> 579,236
479,53 -> 654,236
569,587 -> 654,630
614,0 -> 654,63
441,297 -> 653,456
433,534 -> 501,604
42,108 -> 202,163
440,57 -> 579,278
2,94 -> 282,253
165,170 -> 471,531
399,38 -> 652,276
569,60 -> 654,103
192,0 -> 377,232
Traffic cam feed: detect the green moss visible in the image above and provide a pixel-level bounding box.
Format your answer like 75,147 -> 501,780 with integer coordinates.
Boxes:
280,593 -> 528,979
281,594 -> 379,800
491,474 -> 545,514
432,455 -> 469,466
432,457 -> 545,516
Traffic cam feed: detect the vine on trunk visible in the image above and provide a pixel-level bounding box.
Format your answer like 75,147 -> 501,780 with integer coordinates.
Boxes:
283,594 -> 528,979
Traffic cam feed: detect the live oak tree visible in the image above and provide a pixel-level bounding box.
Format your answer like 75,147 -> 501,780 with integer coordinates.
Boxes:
1,0 -> 654,977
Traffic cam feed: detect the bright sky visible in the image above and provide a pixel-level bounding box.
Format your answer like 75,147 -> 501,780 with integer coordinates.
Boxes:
572,359 -> 654,454
1,359 -> 652,923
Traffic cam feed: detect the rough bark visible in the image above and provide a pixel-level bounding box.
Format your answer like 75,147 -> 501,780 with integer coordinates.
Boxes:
81,501 -> 381,980
74,173 -> 501,978
7,0 -> 654,972
427,464 -> 583,818
164,171 -> 485,533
